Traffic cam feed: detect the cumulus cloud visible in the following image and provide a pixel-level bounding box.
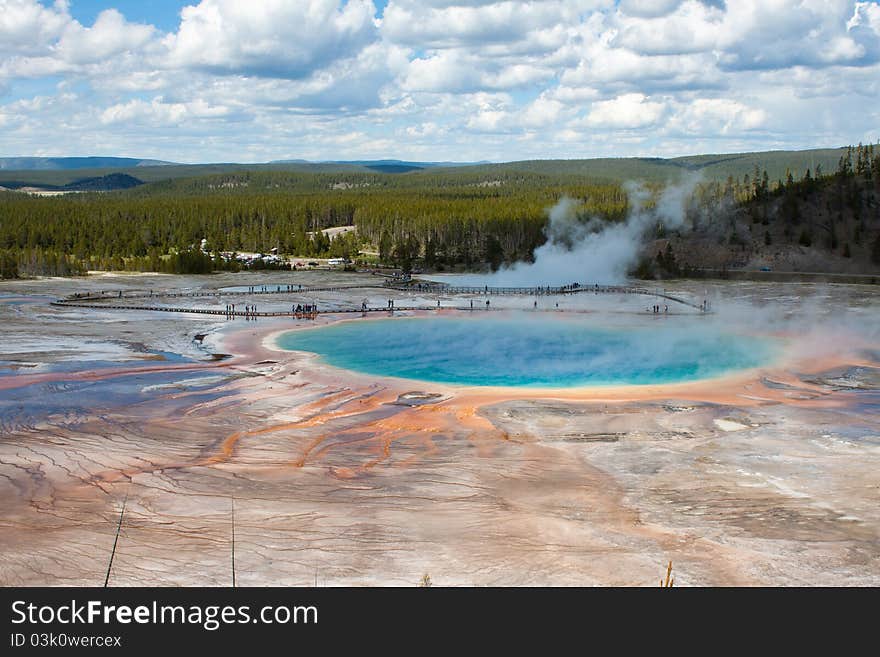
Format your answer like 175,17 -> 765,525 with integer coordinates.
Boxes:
583,93 -> 667,129
164,0 -> 379,79
613,0 -> 880,69
618,0 -> 684,18
382,0 -> 595,48
100,97 -> 232,126
402,50 -> 552,93
667,98 -> 768,135
521,94 -> 567,128
0,0 -> 878,161
0,0 -> 70,56
55,9 -> 156,65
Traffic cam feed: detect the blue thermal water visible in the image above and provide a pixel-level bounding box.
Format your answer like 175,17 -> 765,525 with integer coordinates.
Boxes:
0,370 -> 234,431
0,349 -> 193,376
277,315 -> 778,387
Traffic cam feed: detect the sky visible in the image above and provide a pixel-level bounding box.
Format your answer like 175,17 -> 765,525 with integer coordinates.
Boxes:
1,0 -> 879,163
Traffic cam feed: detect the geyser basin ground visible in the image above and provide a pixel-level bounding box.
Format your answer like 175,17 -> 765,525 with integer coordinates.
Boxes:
3,273 -> 878,586
277,315 -> 778,387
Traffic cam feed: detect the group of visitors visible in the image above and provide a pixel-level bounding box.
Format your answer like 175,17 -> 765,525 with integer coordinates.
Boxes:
224,303 -> 260,320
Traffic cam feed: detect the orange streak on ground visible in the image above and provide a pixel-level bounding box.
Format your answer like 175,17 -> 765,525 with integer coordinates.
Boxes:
81,317 -> 878,490
87,379 -> 399,483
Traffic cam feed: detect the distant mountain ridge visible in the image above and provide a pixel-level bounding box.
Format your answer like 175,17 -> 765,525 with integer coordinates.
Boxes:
270,158 -> 492,172
0,157 -> 174,170
0,147 -> 853,190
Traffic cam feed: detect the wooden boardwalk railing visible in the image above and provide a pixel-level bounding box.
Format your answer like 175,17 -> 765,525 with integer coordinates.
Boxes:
52,279 -> 708,314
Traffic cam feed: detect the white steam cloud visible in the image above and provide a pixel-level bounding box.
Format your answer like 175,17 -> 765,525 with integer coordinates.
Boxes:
439,174 -> 702,287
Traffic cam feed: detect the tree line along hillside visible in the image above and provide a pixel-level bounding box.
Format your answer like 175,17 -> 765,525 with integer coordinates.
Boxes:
647,144 -> 880,277
0,146 -> 852,190
0,144 -> 877,279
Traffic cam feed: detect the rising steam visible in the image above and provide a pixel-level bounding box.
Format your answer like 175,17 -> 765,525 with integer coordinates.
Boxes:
456,174 -> 702,287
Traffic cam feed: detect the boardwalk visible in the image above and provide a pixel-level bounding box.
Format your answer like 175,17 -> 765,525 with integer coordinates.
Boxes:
392,282 -> 704,310
52,279 -> 709,316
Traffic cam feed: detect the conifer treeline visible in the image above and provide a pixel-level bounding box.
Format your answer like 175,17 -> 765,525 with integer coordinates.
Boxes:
0,144 -> 877,278
0,176 -> 628,277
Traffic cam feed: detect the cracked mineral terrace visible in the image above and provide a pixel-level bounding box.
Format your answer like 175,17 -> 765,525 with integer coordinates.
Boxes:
1,271 -> 878,586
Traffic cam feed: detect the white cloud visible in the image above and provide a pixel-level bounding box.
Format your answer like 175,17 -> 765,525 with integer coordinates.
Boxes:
382,0 -> 603,48
55,9 -> 155,65
521,95 -> 567,127
462,92 -> 515,133
618,0 -> 684,18
402,50 -> 553,93
612,0 -> 880,69
583,93 -> 666,128
100,97 -> 231,126
0,0 -> 70,56
164,0 -> 379,79
405,122 -> 443,138
667,98 -> 768,135
562,42 -> 721,92
612,0 -> 724,55
0,0 -> 878,161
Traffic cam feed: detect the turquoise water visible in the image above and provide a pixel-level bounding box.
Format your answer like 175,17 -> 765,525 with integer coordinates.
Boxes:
277,316 -> 777,388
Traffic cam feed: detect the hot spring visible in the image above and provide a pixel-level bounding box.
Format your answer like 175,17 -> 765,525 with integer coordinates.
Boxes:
277,315 -> 779,388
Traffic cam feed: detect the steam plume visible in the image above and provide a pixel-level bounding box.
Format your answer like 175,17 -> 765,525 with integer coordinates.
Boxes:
468,174 -> 702,287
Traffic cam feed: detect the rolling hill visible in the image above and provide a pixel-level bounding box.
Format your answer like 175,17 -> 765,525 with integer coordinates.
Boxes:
0,147 -> 853,191
0,156 -> 174,170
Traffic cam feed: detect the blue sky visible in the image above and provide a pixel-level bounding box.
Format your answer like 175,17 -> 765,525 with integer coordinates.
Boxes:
1,1 -> 879,163
63,0 -> 187,31
61,0 -> 391,31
